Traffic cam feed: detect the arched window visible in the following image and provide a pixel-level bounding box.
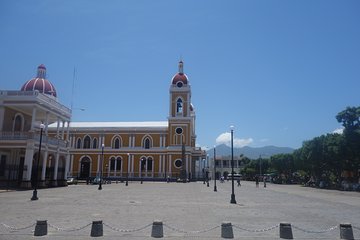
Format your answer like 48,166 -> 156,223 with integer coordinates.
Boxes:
116,157 -> 121,171
147,157 -> 153,171
113,137 -> 121,149
83,136 -> 91,149
140,157 -> 146,170
176,98 -> 183,114
143,137 -> 151,149
92,138 -> 98,149
76,138 -> 82,149
13,114 -> 24,132
110,157 -> 116,171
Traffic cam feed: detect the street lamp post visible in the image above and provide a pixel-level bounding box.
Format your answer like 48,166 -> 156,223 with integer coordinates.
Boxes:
230,126 -> 237,204
214,145 -> 217,192
98,143 -> 104,190
203,159 -> 205,184
126,153 -> 129,186
31,123 -> 45,201
140,158 -> 144,184
206,154 -> 210,187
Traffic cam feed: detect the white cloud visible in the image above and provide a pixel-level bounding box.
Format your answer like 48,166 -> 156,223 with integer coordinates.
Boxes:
215,132 -> 253,148
332,127 -> 344,134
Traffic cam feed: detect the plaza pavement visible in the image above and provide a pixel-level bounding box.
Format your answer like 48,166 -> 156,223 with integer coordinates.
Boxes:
0,180 -> 359,239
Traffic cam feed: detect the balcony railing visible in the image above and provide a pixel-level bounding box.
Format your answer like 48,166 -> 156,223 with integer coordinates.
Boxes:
1,90 -> 71,117
0,131 -> 67,148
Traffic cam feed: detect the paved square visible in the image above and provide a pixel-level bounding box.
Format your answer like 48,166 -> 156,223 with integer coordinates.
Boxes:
0,181 -> 359,239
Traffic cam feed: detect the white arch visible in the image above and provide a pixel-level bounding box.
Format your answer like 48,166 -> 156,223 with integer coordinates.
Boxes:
141,135 -> 153,148
12,113 -> 25,131
111,135 -> 123,148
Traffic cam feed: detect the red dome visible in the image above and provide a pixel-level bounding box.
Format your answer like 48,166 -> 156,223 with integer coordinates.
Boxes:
171,73 -> 188,85
21,78 -> 57,97
20,64 -> 57,97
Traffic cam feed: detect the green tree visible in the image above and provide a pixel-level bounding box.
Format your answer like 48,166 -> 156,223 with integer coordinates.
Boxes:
336,106 -> 360,174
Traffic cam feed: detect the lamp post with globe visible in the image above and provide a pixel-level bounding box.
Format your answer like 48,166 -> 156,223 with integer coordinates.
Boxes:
31,123 -> 45,201
98,143 -> 104,190
214,145 -> 217,192
230,126 -> 237,204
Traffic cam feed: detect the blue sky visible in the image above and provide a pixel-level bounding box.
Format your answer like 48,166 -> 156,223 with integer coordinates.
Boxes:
1,1 -> 359,149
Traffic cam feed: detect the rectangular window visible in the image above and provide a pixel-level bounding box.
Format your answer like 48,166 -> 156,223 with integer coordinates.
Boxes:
0,155 -> 6,176
222,160 -> 228,167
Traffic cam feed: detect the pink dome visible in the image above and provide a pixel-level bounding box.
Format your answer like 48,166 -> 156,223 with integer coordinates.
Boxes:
20,64 -> 57,97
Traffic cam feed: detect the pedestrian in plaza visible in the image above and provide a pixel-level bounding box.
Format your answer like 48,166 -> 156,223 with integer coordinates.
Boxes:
255,176 -> 259,188
237,178 -> 241,187
263,176 -> 267,188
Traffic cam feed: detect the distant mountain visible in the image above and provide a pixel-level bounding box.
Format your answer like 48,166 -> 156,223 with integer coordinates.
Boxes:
208,144 -> 294,159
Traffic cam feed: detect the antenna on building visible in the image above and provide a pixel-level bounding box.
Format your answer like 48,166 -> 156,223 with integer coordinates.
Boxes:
70,67 -> 76,111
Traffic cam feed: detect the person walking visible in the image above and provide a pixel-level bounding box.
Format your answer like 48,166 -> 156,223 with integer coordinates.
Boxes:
255,175 -> 259,188
263,176 -> 267,188
237,178 -> 241,187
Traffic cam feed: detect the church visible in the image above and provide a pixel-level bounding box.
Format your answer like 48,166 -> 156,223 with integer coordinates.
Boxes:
0,61 -> 206,188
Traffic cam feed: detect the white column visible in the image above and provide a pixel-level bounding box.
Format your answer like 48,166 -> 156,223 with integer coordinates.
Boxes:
45,112 -> 49,136
24,147 -> 34,180
128,136 -> 132,147
53,152 -> 59,180
66,121 -> 70,142
65,153 -> 70,179
56,119 -> 60,138
152,157 -> 154,177
61,120 -> 65,140
158,155 -> 162,176
70,154 -> 74,175
41,150 -> 48,180
131,155 -> 134,177
120,158 -> 123,177
31,108 -> 37,131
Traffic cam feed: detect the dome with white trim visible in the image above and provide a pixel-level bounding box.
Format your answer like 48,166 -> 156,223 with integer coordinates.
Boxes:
21,64 -> 57,97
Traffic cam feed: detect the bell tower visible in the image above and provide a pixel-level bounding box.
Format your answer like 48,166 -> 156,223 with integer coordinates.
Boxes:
168,61 -> 193,147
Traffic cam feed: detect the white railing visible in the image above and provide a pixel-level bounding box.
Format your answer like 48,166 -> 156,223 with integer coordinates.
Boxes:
0,132 -> 67,148
0,90 -> 71,116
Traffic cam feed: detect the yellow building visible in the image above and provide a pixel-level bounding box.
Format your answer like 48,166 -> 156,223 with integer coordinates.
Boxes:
61,61 -> 205,181
0,61 -> 205,188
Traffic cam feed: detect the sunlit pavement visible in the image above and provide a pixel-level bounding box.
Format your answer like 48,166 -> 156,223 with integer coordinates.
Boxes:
0,181 -> 359,239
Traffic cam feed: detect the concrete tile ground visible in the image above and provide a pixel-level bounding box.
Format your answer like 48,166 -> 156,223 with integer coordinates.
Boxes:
0,180 -> 359,239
